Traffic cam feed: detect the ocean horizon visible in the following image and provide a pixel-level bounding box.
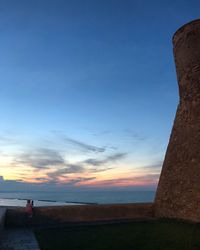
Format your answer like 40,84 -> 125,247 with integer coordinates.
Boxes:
0,190 -> 155,207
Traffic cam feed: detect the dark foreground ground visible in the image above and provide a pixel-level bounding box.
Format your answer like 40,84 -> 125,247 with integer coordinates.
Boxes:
35,220 -> 200,250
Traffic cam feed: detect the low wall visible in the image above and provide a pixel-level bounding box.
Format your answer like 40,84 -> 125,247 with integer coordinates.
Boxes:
6,203 -> 154,228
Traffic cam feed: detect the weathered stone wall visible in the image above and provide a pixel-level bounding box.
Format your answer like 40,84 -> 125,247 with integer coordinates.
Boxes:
155,19 -> 200,222
6,203 -> 154,227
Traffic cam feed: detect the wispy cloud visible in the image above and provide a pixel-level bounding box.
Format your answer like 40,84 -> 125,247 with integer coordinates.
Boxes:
64,177 -> 96,185
89,167 -> 113,173
0,168 -> 159,189
62,136 -> 106,153
83,174 -> 159,187
124,129 -> 147,142
12,144 -> 126,178
38,172 -> 97,186
14,148 -> 65,169
141,161 -> 163,170
11,145 -> 127,185
84,153 -> 127,166
47,164 -> 114,181
47,164 -> 85,179
0,135 -> 18,145
92,130 -> 111,136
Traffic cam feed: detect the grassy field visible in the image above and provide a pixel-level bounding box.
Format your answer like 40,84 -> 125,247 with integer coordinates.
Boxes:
35,220 -> 200,250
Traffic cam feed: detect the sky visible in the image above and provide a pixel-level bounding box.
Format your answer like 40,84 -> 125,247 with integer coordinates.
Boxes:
0,0 -> 199,191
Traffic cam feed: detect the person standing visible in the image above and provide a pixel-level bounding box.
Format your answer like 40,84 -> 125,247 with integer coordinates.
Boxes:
26,199 -> 33,218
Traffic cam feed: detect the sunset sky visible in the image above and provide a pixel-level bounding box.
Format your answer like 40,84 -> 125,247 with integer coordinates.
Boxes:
0,0 -> 199,191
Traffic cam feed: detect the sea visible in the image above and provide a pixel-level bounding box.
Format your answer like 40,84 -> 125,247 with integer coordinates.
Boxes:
0,190 -> 155,207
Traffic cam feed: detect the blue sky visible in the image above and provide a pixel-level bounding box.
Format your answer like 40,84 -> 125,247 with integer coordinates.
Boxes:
0,0 -> 199,190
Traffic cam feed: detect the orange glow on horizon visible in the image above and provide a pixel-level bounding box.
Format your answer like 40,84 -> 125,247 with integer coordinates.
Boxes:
0,158 -> 160,188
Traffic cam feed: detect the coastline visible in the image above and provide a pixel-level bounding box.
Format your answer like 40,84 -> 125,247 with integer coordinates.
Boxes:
0,198 -> 86,207
0,190 -> 155,207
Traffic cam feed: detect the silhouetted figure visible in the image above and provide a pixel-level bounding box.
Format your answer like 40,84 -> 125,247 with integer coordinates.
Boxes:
26,199 -> 33,218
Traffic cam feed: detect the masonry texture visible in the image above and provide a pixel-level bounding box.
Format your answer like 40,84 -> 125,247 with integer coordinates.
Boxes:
6,203 -> 154,227
155,19 -> 200,222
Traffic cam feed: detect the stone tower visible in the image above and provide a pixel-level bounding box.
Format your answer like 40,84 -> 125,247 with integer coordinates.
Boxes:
155,19 -> 200,222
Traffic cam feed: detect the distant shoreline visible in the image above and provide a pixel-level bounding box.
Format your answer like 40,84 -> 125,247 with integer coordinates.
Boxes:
1,197 -> 97,204
0,190 -> 155,206
0,197 -> 95,207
